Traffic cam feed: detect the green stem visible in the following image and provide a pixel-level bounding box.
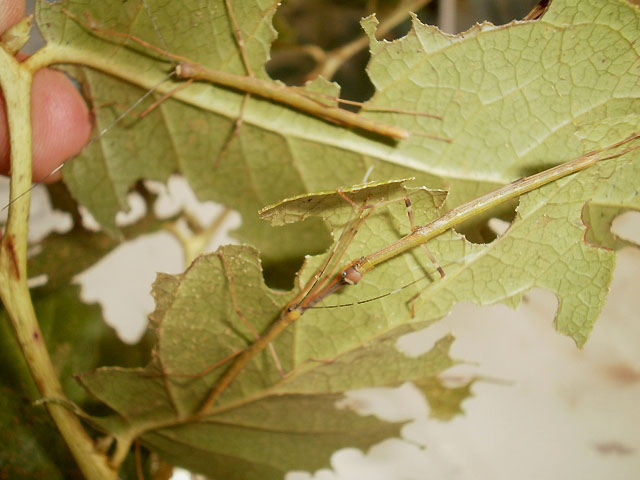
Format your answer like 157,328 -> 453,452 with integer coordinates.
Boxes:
164,208 -> 233,267
0,48 -> 116,480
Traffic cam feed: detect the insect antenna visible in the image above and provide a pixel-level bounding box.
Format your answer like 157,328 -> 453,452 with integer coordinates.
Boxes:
308,275 -> 430,309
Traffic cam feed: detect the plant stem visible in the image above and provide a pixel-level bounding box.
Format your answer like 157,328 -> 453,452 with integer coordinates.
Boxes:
0,48 -> 116,480
165,208 -> 234,266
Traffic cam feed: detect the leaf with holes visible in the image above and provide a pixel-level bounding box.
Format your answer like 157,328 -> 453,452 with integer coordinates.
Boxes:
34,0 -> 638,261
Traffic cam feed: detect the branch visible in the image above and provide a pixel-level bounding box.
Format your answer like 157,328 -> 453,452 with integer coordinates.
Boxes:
164,208 -> 234,266
308,0 -> 433,80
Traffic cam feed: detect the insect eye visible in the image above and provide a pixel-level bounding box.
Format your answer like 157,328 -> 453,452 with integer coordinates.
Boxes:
342,267 -> 363,285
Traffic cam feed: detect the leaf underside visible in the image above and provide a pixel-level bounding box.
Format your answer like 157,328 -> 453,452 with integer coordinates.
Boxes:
78,182 -> 466,479
37,0 -> 639,255
26,0 -> 640,477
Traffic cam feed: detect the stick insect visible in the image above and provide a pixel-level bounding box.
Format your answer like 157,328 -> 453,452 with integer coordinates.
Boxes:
6,0 -> 640,416
3,0 -> 449,218
1,0 -> 442,360
150,179 -> 443,386
3,5 -> 638,478
196,133 -> 640,414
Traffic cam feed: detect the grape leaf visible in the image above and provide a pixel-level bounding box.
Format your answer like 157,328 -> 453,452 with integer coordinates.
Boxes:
77,134 -> 638,475
78,127 -> 640,473
360,0 -> 640,237
25,0 -> 640,477
76,181 -> 468,479
0,382 -> 83,480
36,0 -> 334,269
35,0 -> 638,260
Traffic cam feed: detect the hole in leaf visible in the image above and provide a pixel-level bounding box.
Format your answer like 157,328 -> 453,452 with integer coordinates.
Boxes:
262,256 -> 307,290
261,217 -> 333,290
454,198 -> 518,244
611,211 -> 640,245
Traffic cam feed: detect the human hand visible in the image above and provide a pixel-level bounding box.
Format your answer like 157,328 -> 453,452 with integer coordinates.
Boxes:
0,0 -> 91,182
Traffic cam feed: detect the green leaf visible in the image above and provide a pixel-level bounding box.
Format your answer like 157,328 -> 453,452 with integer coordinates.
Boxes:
77,235 -> 467,478
36,0 -> 333,269
0,383 -> 83,480
0,381 -> 150,480
360,0 -> 640,230
24,0 -> 640,476
76,130 -> 639,474
259,178 -> 446,228
415,376 -> 475,421
35,0 -> 639,263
